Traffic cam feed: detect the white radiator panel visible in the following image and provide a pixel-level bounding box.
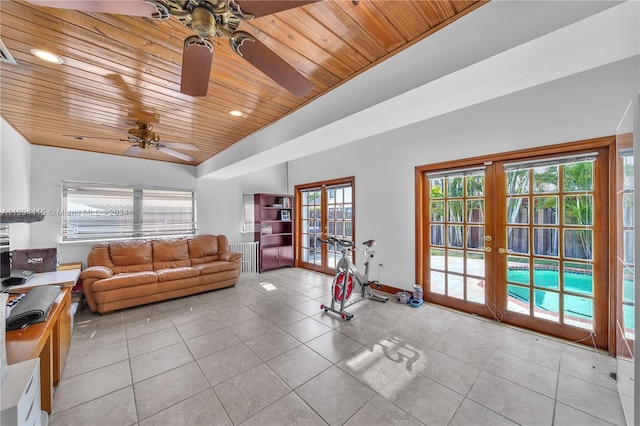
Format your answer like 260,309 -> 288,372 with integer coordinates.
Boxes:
229,242 -> 259,275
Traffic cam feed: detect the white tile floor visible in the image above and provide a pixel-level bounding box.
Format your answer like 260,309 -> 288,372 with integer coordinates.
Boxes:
50,268 -> 627,425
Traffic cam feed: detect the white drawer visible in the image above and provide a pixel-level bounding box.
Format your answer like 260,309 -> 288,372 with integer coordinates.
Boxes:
1,358 -> 41,426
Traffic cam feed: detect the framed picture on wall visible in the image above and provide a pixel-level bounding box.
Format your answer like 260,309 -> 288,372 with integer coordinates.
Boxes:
280,210 -> 291,221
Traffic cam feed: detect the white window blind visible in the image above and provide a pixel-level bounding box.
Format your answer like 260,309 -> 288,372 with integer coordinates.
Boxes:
61,181 -> 196,241
503,152 -> 598,172
426,166 -> 486,180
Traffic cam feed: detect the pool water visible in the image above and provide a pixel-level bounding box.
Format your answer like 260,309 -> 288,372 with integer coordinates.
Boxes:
507,269 -> 634,329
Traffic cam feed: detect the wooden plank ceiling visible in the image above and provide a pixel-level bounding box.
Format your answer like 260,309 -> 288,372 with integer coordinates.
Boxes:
0,0 -> 484,165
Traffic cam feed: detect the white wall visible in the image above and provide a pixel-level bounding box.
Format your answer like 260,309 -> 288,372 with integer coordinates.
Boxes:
286,57 -> 640,290
28,146 -> 197,265
197,163 -> 288,244
1,119 -> 32,248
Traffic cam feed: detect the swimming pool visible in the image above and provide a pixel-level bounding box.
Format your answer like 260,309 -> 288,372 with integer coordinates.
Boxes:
507,269 -> 634,329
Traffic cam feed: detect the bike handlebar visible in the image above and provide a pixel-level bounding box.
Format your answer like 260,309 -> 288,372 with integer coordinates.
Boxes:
319,237 -> 375,248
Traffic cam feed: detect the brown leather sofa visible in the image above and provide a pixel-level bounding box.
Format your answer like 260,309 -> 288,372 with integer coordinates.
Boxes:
80,235 -> 242,314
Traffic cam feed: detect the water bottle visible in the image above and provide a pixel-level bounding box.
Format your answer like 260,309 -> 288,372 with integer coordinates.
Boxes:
412,284 -> 423,302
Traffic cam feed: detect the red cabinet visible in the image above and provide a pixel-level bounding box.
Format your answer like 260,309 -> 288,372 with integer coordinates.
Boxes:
254,194 -> 294,272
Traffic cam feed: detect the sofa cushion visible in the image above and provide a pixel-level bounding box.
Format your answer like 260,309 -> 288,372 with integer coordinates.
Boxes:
194,261 -> 238,275
92,271 -> 158,292
188,235 -> 219,264
152,238 -> 191,270
88,244 -> 115,268
156,267 -> 199,282
107,241 -> 154,274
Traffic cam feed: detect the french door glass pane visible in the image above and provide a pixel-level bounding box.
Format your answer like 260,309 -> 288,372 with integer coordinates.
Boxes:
467,277 -> 485,304
466,252 -> 485,277
431,179 -> 445,197
624,230 -> 635,264
563,262 -> 593,296
447,250 -> 464,273
563,162 -> 593,191
507,227 -> 529,254
533,289 -> 559,322
467,200 -> 484,222
533,228 -> 559,257
431,248 -> 445,269
533,259 -> 559,289
448,177 -> 464,197
431,201 -> 445,221
533,166 -> 559,193
466,226 -> 485,249
533,196 -> 558,225
431,271 -> 445,294
564,294 -> 593,330
449,274 -> 464,299
447,225 -> 464,248
564,229 -> 593,260
431,225 -> 444,245
448,200 -> 464,222
507,198 -> 529,224
467,176 -> 484,196
507,284 -> 530,313
507,170 -> 529,194
623,193 -> 634,227
563,195 -> 593,225
507,255 -> 530,285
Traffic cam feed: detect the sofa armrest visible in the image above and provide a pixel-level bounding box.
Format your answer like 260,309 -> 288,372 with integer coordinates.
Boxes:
80,266 -> 113,280
219,251 -> 242,263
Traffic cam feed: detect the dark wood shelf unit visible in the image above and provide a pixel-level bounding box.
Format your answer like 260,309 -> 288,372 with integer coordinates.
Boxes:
254,193 -> 294,272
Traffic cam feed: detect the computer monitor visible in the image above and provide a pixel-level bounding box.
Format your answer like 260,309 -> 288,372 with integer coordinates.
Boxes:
1,247 -> 10,285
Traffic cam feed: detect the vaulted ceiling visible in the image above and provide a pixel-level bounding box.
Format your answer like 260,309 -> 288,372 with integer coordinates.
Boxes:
0,0 -> 484,165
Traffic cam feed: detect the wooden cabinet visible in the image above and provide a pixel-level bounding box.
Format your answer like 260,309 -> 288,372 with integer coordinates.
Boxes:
254,193 -> 293,272
6,287 -> 72,414
53,291 -> 71,385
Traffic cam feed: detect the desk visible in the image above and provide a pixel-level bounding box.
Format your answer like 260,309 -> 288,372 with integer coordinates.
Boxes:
5,285 -> 72,414
8,269 -> 80,291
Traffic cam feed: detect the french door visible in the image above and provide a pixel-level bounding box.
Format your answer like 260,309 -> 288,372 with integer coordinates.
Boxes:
420,144 -> 611,349
296,178 -> 354,275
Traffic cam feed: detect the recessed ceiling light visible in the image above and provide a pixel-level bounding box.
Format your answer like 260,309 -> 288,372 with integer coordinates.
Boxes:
229,110 -> 243,117
30,49 -> 63,64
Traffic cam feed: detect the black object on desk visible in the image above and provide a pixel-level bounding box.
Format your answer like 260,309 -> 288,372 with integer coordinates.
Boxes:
6,286 -> 60,330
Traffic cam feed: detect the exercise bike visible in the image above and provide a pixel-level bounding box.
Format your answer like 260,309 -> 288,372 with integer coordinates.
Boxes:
319,236 -> 388,320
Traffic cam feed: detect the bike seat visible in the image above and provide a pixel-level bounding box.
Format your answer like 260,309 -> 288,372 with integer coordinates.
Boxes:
362,239 -> 375,247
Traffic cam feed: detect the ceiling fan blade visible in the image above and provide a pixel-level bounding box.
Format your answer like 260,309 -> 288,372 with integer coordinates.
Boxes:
123,145 -> 145,156
236,38 -> 314,98
181,37 -> 214,97
158,147 -> 195,162
160,141 -> 200,151
99,123 -> 136,139
25,0 -> 157,16
238,0 -> 320,18
63,134 -> 128,142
